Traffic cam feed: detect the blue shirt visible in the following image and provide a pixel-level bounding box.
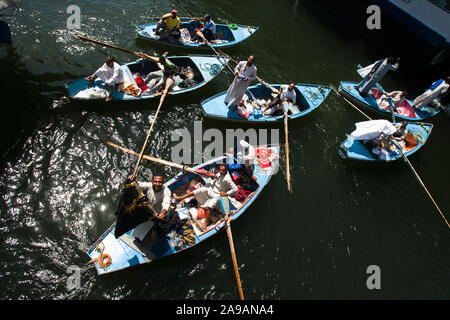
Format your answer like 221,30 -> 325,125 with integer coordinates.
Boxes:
202,20 -> 216,34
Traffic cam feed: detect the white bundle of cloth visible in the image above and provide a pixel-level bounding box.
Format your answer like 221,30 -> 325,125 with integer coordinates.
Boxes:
73,87 -> 108,99
349,119 -> 397,141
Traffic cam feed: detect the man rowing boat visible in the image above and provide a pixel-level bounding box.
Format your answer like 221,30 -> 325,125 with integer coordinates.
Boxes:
263,83 -> 296,116
173,164 -> 238,231
129,174 -> 171,220
143,51 -> 179,94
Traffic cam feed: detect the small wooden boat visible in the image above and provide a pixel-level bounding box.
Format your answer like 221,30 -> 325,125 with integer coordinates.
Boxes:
338,81 -> 439,121
66,54 -> 228,101
338,122 -> 433,162
87,146 -> 279,275
136,19 -> 258,49
201,83 -> 331,122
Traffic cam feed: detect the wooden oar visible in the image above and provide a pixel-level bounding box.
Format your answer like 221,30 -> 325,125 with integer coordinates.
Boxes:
284,109 -> 291,192
107,141 -> 214,178
75,35 -> 159,63
219,48 -> 291,190
217,49 -> 278,94
220,197 -> 245,300
330,84 -> 372,120
132,77 -> 173,176
149,16 -> 204,21
195,31 -> 232,72
391,140 -> 449,228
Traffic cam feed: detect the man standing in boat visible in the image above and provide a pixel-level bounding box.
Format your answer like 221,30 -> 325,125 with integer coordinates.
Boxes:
412,76 -> 450,109
224,55 -> 257,108
154,9 -> 181,42
173,164 -> 238,231
357,57 -> 400,96
85,56 -> 124,102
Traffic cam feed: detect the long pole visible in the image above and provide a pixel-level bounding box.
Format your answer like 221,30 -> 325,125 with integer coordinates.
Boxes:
132,77 -> 173,176
149,16 -> 204,21
284,110 -> 291,192
220,49 -> 291,190
221,197 -> 245,300
75,35 -> 159,63
330,84 -> 371,120
195,31 -> 233,72
218,49 -> 278,94
331,84 -> 448,228
107,141 -> 213,178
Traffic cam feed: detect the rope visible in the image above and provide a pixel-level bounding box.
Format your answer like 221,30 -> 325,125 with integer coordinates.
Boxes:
195,31 -> 233,73
199,62 -> 221,76
89,242 -> 112,269
330,84 -> 372,120
304,88 -> 321,106
408,128 -> 424,144
391,141 -> 449,229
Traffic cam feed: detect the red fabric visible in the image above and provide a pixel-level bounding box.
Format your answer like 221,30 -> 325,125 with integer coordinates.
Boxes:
256,148 -> 272,168
235,101 -> 250,119
370,88 -> 383,99
234,185 -> 251,202
231,173 -> 242,185
197,207 -> 206,219
396,100 -> 417,118
134,76 -> 149,91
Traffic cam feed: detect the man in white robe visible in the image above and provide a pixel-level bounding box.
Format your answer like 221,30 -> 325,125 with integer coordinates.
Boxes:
174,164 -> 238,231
357,57 -> 400,96
412,77 -> 450,109
224,55 -> 257,108
85,56 -> 124,101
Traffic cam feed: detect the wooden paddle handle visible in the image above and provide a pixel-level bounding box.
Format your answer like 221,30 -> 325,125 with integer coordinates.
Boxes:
284,112 -> 291,192
222,198 -> 245,300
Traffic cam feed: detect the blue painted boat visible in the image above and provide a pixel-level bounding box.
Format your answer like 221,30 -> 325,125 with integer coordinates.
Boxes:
136,19 -> 258,49
338,122 -> 433,162
87,146 -> 279,275
66,54 -> 229,101
201,83 -> 331,122
338,81 -> 439,121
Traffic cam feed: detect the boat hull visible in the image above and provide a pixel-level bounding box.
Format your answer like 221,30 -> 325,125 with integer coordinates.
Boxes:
87,146 -> 279,275
136,20 -> 258,49
201,83 -> 331,122
66,55 -> 228,102
338,122 -> 433,162
338,81 -> 439,121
